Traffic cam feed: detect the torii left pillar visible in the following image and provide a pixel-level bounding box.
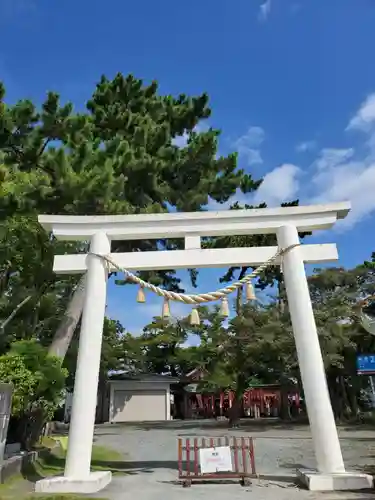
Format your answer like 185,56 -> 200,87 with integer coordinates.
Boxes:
36,232 -> 112,494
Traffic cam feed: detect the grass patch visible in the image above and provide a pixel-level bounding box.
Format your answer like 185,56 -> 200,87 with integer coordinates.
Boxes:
33,437 -> 58,450
24,496 -> 107,500
0,473 -> 29,500
26,439 -> 125,479
0,439 -> 125,499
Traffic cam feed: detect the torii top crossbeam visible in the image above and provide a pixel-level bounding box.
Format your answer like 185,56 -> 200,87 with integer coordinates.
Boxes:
38,202 -> 350,241
38,202 -> 351,274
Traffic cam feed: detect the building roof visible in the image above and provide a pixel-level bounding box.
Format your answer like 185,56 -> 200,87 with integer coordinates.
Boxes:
108,372 -> 180,383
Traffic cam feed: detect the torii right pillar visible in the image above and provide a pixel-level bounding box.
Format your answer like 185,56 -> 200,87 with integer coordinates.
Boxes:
277,225 -> 373,491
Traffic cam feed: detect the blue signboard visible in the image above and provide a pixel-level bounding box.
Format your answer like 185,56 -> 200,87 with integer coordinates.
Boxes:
357,354 -> 375,375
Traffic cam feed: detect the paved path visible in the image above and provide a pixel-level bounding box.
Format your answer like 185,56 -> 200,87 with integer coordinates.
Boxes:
93,475 -> 374,500
91,420 -> 375,499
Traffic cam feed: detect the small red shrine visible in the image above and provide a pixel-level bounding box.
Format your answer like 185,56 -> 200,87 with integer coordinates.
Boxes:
174,368 -> 301,420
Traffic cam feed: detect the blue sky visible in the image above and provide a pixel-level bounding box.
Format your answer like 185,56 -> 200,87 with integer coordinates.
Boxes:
1,0 -> 375,337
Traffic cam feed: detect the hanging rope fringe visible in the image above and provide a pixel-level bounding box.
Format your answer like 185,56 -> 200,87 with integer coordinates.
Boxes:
245,282 -> 256,301
219,297 -> 230,317
136,285 -> 146,303
162,298 -> 171,318
91,243 -> 300,324
189,308 -> 200,326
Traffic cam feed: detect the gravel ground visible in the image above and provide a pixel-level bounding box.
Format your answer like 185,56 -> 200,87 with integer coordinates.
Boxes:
92,475 -> 375,500
90,420 -> 375,500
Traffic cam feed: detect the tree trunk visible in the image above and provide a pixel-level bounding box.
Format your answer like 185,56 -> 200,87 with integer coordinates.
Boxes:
277,280 -> 285,314
48,274 -> 86,359
228,396 -> 243,428
236,287 -> 242,316
339,376 -> 352,419
279,382 -> 291,420
327,374 -> 345,421
345,378 -> 360,418
12,408 -> 46,451
229,377 -> 246,428
0,295 -> 32,332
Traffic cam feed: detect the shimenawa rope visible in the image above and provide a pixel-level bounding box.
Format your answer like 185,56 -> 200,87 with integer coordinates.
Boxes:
89,243 -> 300,324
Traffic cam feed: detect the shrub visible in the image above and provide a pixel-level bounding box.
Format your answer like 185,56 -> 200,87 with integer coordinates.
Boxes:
0,340 -> 67,449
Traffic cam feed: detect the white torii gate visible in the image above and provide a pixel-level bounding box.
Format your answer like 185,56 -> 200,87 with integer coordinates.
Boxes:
35,202 -> 373,493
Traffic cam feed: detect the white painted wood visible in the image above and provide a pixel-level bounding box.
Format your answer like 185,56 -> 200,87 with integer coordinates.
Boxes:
64,232 -> 111,479
277,225 -> 345,474
185,235 -> 201,249
38,202 -> 350,240
53,244 -> 339,274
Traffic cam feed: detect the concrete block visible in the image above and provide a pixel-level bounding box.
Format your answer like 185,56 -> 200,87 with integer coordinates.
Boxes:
297,469 -> 374,491
35,470 -> 112,494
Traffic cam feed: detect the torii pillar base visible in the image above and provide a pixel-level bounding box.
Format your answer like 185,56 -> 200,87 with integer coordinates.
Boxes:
297,469 -> 373,492
35,471 -> 112,495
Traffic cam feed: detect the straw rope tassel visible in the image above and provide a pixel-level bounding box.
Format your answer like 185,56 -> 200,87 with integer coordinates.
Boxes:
162,298 -> 171,318
136,285 -> 146,303
219,297 -> 230,317
245,281 -> 256,301
189,308 -> 200,326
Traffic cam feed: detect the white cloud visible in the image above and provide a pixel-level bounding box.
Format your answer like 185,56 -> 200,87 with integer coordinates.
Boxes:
209,93 -> 375,230
259,0 -> 271,22
253,163 -> 301,206
172,132 -> 189,148
311,158 -> 375,229
296,140 -> 316,153
172,124 -> 206,148
309,95 -> 375,229
234,126 -> 265,166
313,148 -> 354,171
347,93 -> 375,131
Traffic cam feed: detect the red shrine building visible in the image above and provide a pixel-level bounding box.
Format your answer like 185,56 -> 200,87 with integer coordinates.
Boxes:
172,368 -> 301,420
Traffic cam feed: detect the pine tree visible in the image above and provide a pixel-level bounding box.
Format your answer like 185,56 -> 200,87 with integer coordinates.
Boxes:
0,74 -> 260,358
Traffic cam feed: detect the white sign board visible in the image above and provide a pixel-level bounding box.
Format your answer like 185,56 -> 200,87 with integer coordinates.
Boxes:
199,446 -> 233,474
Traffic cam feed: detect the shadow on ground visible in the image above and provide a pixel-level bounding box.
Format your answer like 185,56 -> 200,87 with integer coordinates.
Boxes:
96,418 -> 313,433
20,451 -> 187,484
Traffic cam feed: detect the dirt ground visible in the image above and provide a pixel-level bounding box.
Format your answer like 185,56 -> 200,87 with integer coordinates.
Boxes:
3,419 -> 375,499
89,419 -> 375,499
92,419 -> 375,476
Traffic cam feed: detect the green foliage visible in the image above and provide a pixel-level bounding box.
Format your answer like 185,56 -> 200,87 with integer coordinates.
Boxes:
191,303 -> 297,394
0,340 -> 67,419
212,200 -> 310,292
127,253 -> 375,421
2,72 -> 375,427
124,316 -> 198,377
0,216 -> 79,353
0,72 -> 260,354
0,354 -> 36,416
0,74 -> 258,218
